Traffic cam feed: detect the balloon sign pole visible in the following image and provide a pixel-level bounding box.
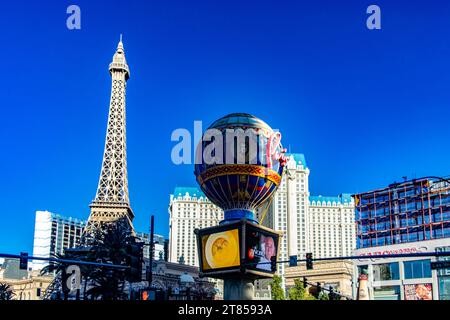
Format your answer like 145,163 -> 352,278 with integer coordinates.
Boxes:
224,278 -> 255,300
194,113 -> 287,300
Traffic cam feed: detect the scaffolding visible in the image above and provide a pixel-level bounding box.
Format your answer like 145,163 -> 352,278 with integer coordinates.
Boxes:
354,177 -> 450,249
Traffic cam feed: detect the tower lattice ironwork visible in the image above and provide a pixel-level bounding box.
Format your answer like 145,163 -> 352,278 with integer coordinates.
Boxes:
84,37 -> 134,237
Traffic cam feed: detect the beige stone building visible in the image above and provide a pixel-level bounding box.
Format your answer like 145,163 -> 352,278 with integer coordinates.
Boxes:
146,260 -> 219,300
0,269 -> 53,300
285,260 -> 354,299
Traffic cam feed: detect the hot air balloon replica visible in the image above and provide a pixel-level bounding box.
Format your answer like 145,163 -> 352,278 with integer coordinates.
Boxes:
194,113 -> 287,223
194,113 -> 287,299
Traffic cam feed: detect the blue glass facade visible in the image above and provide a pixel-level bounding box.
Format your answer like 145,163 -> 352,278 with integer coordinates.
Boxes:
436,246 -> 450,300
403,259 -> 432,279
353,178 -> 450,249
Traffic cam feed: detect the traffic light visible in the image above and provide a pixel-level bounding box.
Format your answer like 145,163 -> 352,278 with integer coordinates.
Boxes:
19,252 -> 28,270
270,256 -> 277,272
306,252 -> 313,270
126,242 -> 143,282
303,277 -> 307,289
142,289 -> 155,301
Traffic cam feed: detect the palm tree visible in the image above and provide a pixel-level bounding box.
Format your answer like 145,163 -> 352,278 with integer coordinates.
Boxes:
85,218 -> 136,300
78,263 -> 94,300
0,283 -> 15,300
40,252 -> 75,300
39,218 -> 137,300
86,269 -> 128,300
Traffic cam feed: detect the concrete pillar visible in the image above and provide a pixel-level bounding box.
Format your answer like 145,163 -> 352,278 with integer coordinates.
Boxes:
224,279 -> 254,300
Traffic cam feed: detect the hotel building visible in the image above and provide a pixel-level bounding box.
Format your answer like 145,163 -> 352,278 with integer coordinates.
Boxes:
353,177 -> 450,300
136,232 -> 169,261
31,211 -> 86,270
168,187 -> 224,266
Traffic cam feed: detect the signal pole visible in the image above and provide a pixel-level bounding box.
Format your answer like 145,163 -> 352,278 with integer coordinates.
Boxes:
149,215 -> 154,287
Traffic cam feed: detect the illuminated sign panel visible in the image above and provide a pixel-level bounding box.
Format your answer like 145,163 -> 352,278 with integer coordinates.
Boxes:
196,220 -> 281,279
404,284 -> 433,300
201,228 -> 240,270
245,223 -> 279,274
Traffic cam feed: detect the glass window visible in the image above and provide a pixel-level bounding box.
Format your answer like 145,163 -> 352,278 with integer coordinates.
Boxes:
436,246 -> 450,277
358,265 -> 368,276
373,286 -> 401,300
373,263 -> 400,281
438,277 -> 450,300
404,260 -> 432,279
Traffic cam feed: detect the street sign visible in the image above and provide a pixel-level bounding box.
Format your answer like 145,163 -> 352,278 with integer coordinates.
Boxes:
431,261 -> 450,270
289,255 -> 298,267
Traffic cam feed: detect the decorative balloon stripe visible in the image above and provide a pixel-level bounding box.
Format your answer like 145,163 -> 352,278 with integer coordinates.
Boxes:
197,164 -> 282,186
203,179 -> 228,209
251,181 -> 277,209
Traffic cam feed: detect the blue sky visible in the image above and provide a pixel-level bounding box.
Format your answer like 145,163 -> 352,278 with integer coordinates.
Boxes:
1,0 -> 450,255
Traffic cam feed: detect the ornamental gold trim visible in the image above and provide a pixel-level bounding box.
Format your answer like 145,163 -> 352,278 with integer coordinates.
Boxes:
197,164 -> 281,186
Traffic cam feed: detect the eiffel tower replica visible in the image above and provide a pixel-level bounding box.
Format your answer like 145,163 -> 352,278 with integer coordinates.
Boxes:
43,37 -> 135,300
84,35 -> 135,239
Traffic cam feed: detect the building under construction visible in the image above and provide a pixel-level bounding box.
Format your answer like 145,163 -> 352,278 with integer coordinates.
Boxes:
354,177 -> 450,249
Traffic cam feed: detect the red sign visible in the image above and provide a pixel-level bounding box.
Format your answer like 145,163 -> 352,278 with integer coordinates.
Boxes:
358,246 -> 428,257
266,132 -> 287,168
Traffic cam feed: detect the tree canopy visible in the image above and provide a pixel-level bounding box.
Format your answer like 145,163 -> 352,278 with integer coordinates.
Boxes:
287,279 -> 317,300
270,275 -> 285,300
